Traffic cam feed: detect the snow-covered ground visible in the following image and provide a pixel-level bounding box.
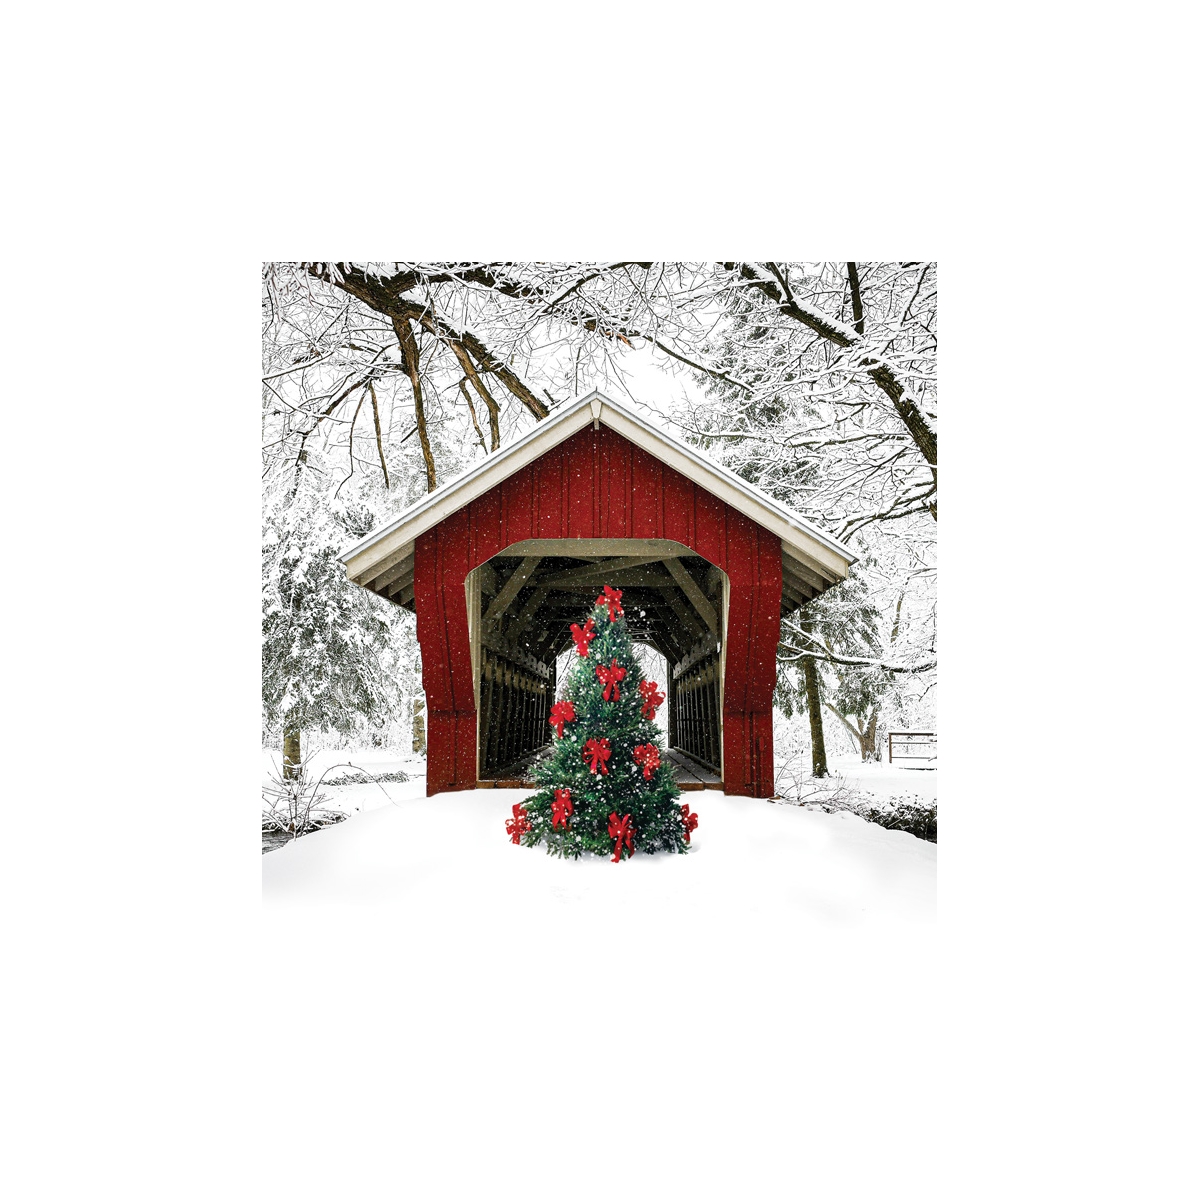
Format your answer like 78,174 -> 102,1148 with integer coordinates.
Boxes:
262,746 -> 427,819
823,754 -> 938,802
261,752 -> 936,1195
263,765 -> 935,926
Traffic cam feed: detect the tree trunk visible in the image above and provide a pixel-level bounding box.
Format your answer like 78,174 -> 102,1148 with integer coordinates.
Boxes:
799,611 -> 828,777
803,657 -> 828,777
283,728 -> 301,781
825,703 -> 866,761
863,709 -> 879,762
412,697 -> 426,755
448,339 -> 502,451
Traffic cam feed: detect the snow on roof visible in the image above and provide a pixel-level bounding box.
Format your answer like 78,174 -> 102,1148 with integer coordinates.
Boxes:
340,390 -> 856,588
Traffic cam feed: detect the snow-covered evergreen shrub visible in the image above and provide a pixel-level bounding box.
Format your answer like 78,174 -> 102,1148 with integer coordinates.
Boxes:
262,478 -> 400,763
854,795 -> 936,842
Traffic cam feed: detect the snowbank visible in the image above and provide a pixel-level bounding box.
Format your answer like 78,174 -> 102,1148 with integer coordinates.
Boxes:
261,779 -> 936,1196
263,783 -> 935,927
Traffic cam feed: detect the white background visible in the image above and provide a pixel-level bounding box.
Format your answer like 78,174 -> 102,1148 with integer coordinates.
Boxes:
3,4 -> 1194,1195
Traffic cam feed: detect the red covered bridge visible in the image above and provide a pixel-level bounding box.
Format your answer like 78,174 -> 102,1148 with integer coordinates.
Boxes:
339,392 -> 855,798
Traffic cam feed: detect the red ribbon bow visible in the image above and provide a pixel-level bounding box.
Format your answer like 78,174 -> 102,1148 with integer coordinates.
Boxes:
595,586 -> 624,622
638,679 -> 665,720
607,812 -> 635,863
582,737 -> 611,775
570,617 -> 596,658
505,803 -> 532,845
548,700 -> 576,739
632,743 -> 660,781
551,788 -> 574,830
595,658 -> 626,702
680,803 -> 699,843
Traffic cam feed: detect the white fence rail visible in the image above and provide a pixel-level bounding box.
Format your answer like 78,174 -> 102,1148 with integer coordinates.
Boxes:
888,731 -> 937,763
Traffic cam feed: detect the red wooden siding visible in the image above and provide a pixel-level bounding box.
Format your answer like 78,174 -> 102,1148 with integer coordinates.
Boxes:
414,425 -> 783,798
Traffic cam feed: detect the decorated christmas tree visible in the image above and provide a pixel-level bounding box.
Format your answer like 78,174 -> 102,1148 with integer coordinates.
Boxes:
508,585 -> 700,862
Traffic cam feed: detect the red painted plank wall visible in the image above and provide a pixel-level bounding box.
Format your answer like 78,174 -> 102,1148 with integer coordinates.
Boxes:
414,426 -> 783,797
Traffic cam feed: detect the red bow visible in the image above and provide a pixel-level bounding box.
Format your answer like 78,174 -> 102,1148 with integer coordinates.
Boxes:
638,679 -> 665,720
570,617 -> 596,658
505,803 -> 532,845
595,658 -> 626,702
632,743 -> 660,781
582,737 -> 611,775
680,803 -> 699,843
548,700 -> 576,739
607,812 -> 635,863
551,788 -> 574,830
595,586 -> 624,622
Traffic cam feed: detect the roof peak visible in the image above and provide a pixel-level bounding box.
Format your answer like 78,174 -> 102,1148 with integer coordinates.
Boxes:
340,390 -> 856,582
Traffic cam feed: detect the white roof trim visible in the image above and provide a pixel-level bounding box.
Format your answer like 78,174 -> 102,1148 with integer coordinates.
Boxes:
341,390 -> 856,583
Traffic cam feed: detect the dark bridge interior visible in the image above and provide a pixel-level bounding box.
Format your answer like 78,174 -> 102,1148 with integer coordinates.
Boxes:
469,540 -> 725,781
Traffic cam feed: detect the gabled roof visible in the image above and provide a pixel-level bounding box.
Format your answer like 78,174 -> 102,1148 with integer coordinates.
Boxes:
340,390 -> 856,604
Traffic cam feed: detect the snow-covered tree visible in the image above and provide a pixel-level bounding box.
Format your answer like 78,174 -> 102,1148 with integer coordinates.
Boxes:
261,263 -> 937,779
775,545 -> 936,767
262,263 -> 935,527
667,266 -> 936,774
261,474 -> 398,776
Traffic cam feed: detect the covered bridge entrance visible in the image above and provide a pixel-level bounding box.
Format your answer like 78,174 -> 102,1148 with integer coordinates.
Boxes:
466,538 -> 725,783
339,392 -> 855,798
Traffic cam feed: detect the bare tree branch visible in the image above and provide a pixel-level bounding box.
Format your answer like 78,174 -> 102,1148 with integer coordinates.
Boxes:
368,381 -> 390,490
724,261 -> 938,475
393,318 -> 436,492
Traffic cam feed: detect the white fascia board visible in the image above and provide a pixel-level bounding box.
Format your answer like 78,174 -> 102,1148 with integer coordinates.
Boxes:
341,389 -> 856,583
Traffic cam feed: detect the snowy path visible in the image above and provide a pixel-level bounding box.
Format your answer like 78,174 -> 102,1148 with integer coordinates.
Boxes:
263,783 -> 934,927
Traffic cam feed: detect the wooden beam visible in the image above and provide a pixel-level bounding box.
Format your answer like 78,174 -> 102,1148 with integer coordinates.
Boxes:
376,584 -> 415,612
352,542 -> 410,588
484,556 -> 541,625
480,634 -> 549,675
664,558 -> 719,635
780,569 -> 814,601
504,585 -> 550,646
638,613 -> 690,661
783,548 -> 836,590
373,555 -> 414,592
383,565 -> 415,598
476,561 -> 499,597
780,595 -> 805,619
781,579 -> 808,608
537,584 -> 675,598
535,555 -> 666,586
533,624 -> 569,659
662,589 -> 707,642
542,570 -> 675,590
